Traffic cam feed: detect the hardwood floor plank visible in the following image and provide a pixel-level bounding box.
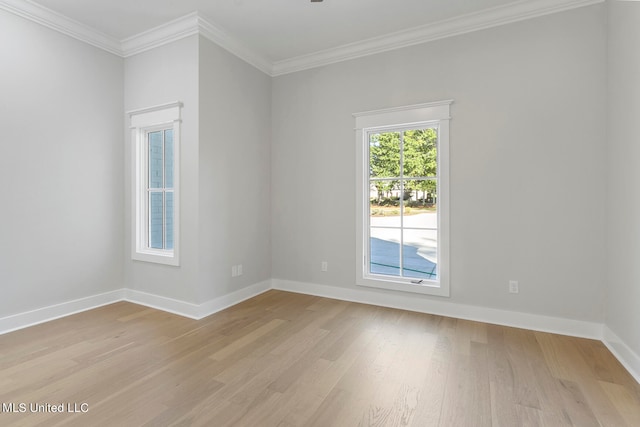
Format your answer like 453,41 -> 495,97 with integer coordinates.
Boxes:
600,380 -> 640,427
410,335 -> 450,426
503,328 -> 541,410
439,351 -> 491,426
515,404 -> 543,427
487,325 -> 520,427
515,330 -> 574,425
209,318 -> 287,361
556,378 -> 601,427
0,290 -> 638,427
307,388 -> 351,427
364,314 -> 441,426
258,359 -> 334,426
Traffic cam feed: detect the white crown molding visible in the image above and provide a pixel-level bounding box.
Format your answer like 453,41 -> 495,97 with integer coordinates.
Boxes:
0,0 -> 121,55
120,12 -> 199,57
196,14 -> 273,76
119,11 -> 273,74
271,0 -> 605,76
2,0 -> 603,76
0,1 -> 272,73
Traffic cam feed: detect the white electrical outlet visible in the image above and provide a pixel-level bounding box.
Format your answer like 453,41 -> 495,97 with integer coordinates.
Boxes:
509,280 -> 519,294
321,261 -> 328,272
238,264 -> 243,276
232,265 -> 238,277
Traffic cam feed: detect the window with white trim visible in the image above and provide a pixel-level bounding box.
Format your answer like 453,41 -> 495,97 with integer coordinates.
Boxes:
129,102 -> 182,266
354,101 -> 451,296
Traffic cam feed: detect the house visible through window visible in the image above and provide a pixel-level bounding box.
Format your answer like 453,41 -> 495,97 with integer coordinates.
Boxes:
354,101 -> 451,297
148,129 -> 174,250
129,102 -> 181,266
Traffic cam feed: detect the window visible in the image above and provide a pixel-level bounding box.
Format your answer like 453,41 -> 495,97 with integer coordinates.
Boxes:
129,102 -> 182,266
147,128 -> 174,250
354,101 -> 451,296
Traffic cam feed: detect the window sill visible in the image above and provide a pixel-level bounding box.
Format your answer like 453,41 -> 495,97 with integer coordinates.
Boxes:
132,250 -> 179,267
357,275 -> 450,297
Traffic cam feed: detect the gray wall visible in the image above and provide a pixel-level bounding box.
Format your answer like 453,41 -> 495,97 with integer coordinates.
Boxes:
606,1 -> 640,357
0,10 -> 124,316
123,36 -> 200,303
198,36 -> 272,302
4,3 -> 634,353
271,5 -> 608,322
122,35 -> 272,304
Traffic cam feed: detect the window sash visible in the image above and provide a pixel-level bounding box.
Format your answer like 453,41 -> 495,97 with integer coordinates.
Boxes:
365,126 -> 440,284
145,129 -> 173,251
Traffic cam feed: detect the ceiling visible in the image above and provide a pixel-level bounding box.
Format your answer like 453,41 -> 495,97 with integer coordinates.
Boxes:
4,0 -> 599,74
34,0 -> 528,62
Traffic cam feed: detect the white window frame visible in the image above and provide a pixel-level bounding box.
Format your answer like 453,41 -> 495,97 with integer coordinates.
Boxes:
354,100 -> 451,297
128,101 -> 182,266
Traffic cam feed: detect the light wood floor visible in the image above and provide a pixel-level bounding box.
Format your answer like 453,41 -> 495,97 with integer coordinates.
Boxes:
0,290 -> 638,426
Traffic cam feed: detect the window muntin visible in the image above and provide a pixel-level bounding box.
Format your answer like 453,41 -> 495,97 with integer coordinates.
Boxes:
354,101 -> 450,297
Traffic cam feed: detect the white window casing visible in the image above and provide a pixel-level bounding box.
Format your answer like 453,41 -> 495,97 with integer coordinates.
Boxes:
128,101 -> 182,266
354,100 -> 452,297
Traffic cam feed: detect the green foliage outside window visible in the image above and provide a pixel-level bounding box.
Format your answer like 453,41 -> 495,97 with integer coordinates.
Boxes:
369,128 -> 437,204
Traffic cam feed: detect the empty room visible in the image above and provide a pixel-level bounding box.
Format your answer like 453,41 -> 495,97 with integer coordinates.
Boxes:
1,0 -> 639,425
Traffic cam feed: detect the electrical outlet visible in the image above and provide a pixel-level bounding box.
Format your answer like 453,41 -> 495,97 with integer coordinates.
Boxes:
232,265 -> 238,277
238,264 -> 243,276
321,261 -> 328,272
509,280 -> 519,294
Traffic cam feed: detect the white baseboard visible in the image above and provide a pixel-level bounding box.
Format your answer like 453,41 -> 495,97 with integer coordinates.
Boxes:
198,280 -> 272,319
2,278 -> 638,387
0,280 -> 273,334
0,289 -> 125,335
124,289 -> 201,319
3,279 -> 599,340
272,279 -> 603,340
602,326 -> 640,385
125,280 -> 272,320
